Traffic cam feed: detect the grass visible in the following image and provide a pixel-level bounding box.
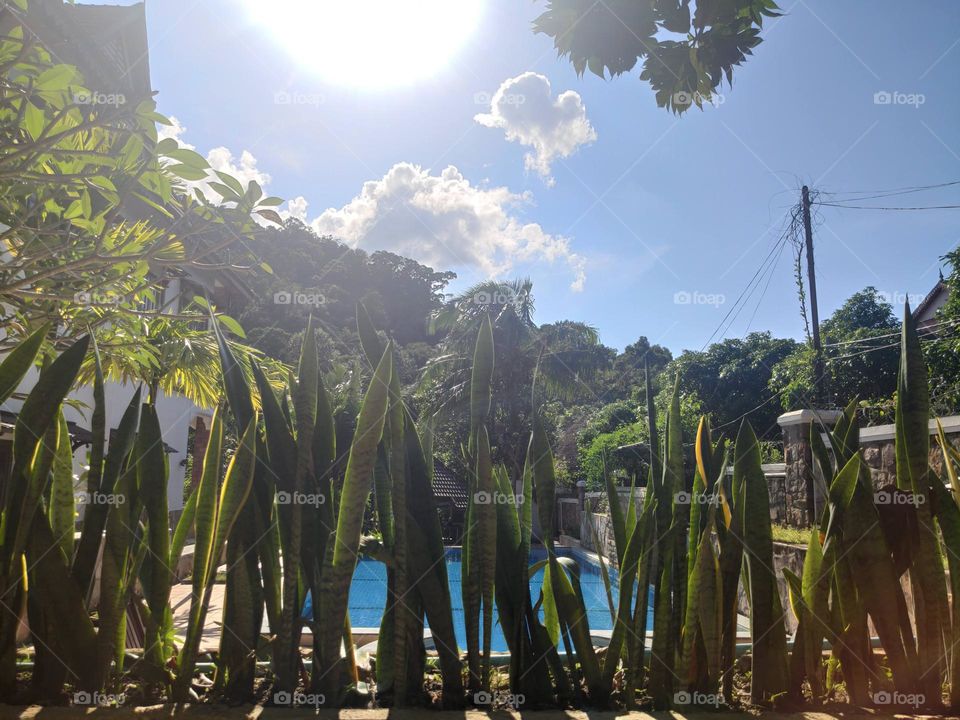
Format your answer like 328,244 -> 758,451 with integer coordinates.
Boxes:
771,523 -> 809,545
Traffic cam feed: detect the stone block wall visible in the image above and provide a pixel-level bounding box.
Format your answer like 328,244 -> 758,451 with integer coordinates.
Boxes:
778,412 -> 960,526
860,416 -> 960,488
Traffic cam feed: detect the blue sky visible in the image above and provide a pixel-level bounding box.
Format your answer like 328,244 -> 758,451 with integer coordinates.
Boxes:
110,1 -> 960,353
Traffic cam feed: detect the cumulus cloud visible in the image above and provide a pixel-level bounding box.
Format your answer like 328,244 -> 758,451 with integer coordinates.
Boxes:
474,72 -> 597,185
158,116 -> 271,203
307,162 -> 586,290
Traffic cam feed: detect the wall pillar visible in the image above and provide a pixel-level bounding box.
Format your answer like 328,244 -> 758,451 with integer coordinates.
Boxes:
778,409 -> 842,527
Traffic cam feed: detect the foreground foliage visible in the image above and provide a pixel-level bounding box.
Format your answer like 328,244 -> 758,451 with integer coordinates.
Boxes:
2,300 -> 960,711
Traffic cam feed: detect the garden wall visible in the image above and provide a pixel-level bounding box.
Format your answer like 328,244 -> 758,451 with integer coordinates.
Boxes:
859,415 -> 960,487
778,412 -> 960,527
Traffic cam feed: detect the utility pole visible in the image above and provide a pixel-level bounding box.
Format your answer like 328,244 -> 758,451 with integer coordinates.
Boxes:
801,185 -> 826,407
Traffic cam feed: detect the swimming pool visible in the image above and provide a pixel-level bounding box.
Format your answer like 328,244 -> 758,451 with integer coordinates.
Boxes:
337,546 -> 650,653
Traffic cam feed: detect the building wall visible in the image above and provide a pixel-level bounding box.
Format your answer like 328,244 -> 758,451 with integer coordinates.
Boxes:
4,365 -> 210,512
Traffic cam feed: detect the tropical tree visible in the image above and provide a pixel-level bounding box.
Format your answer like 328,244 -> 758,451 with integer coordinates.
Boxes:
0,4 -> 278,392
662,331 -> 797,437
771,287 -> 901,416
422,278 -> 609,478
533,0 -> 781,113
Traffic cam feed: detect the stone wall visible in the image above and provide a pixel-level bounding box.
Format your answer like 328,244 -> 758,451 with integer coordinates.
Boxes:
736,541 -> 806,635
860,415 -> 960,488
580,511 -> 617,564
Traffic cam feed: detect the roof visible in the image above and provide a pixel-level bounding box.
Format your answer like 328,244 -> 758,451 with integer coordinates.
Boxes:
913,277 -> 950,325
27,0 -> 151,98
433,458 -> 467,510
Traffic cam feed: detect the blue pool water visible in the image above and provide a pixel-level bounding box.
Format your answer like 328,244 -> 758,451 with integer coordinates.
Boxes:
311,547 -> 652,653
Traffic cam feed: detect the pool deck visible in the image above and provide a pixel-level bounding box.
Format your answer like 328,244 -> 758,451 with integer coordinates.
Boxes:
0,705 -> 938,719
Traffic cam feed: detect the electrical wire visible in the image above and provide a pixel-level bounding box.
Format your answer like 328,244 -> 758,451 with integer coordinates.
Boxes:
822,317 -> 960,348
817,202 -> 960,211
699,217 -> 794,351
821,179 -> 960,202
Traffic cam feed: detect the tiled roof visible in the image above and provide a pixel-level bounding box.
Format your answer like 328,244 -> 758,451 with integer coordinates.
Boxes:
433,458 -> 467,509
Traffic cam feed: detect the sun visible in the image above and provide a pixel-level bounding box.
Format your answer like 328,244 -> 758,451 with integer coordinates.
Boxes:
244,0 -> 484,90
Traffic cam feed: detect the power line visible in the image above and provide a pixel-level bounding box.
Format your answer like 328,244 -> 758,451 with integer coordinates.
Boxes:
822,317 -> 960,348
827,327 -> 960,363
699,216 -> 794,351
822,179 -> 960,202
817,202 -> 960,211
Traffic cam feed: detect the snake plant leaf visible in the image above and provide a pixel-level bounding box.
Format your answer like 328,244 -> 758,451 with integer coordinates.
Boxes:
531,414 -> 556,541
175,409 -> 256,700
588,508 -> 615,624
25,514 -> 98,691
253,361 -> 296,489
170,487 -> 197,575
0,323 -> 47,405
474,424 -> 497,689
2,334 -> 88,616
798,527 -> 828,697
603,451 -> 626,564
735,420 -> 788,704
50,412 -> 75,560
937,419 -> 960,504
470,314 -> 494,433
357,301 -> 386,369
836,453 -> 919,692
137,402 -> 173,673
192,408 -> 224,605
697,527 -> 723,689
547,552 -> 605,702
894,304 -> 949,698
276,318 -> 319,691
86,335 -> 106,517
317,343 -> 392,697
930,479 -> 960,706
73,385 -> 141,594
97,456 -> 138,685
212,309 -> 254,430
603,501 -> 651,686
896,304 -> 930,494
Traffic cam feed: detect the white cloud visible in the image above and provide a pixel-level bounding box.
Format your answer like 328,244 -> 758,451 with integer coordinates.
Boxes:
307,162 -> 586,290
158,116 -> 271,203
475,72 -> 597,185
284,195 -> 309,222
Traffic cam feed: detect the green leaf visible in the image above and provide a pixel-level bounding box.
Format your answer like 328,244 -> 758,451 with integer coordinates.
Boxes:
24,101 -> 44,140
0,324 -> 47,405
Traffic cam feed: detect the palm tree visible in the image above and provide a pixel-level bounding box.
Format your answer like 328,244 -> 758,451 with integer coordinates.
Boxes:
421,278 -> 610,479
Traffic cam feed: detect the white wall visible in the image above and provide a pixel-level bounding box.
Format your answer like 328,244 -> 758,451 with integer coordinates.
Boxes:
4,366 -> 209,512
